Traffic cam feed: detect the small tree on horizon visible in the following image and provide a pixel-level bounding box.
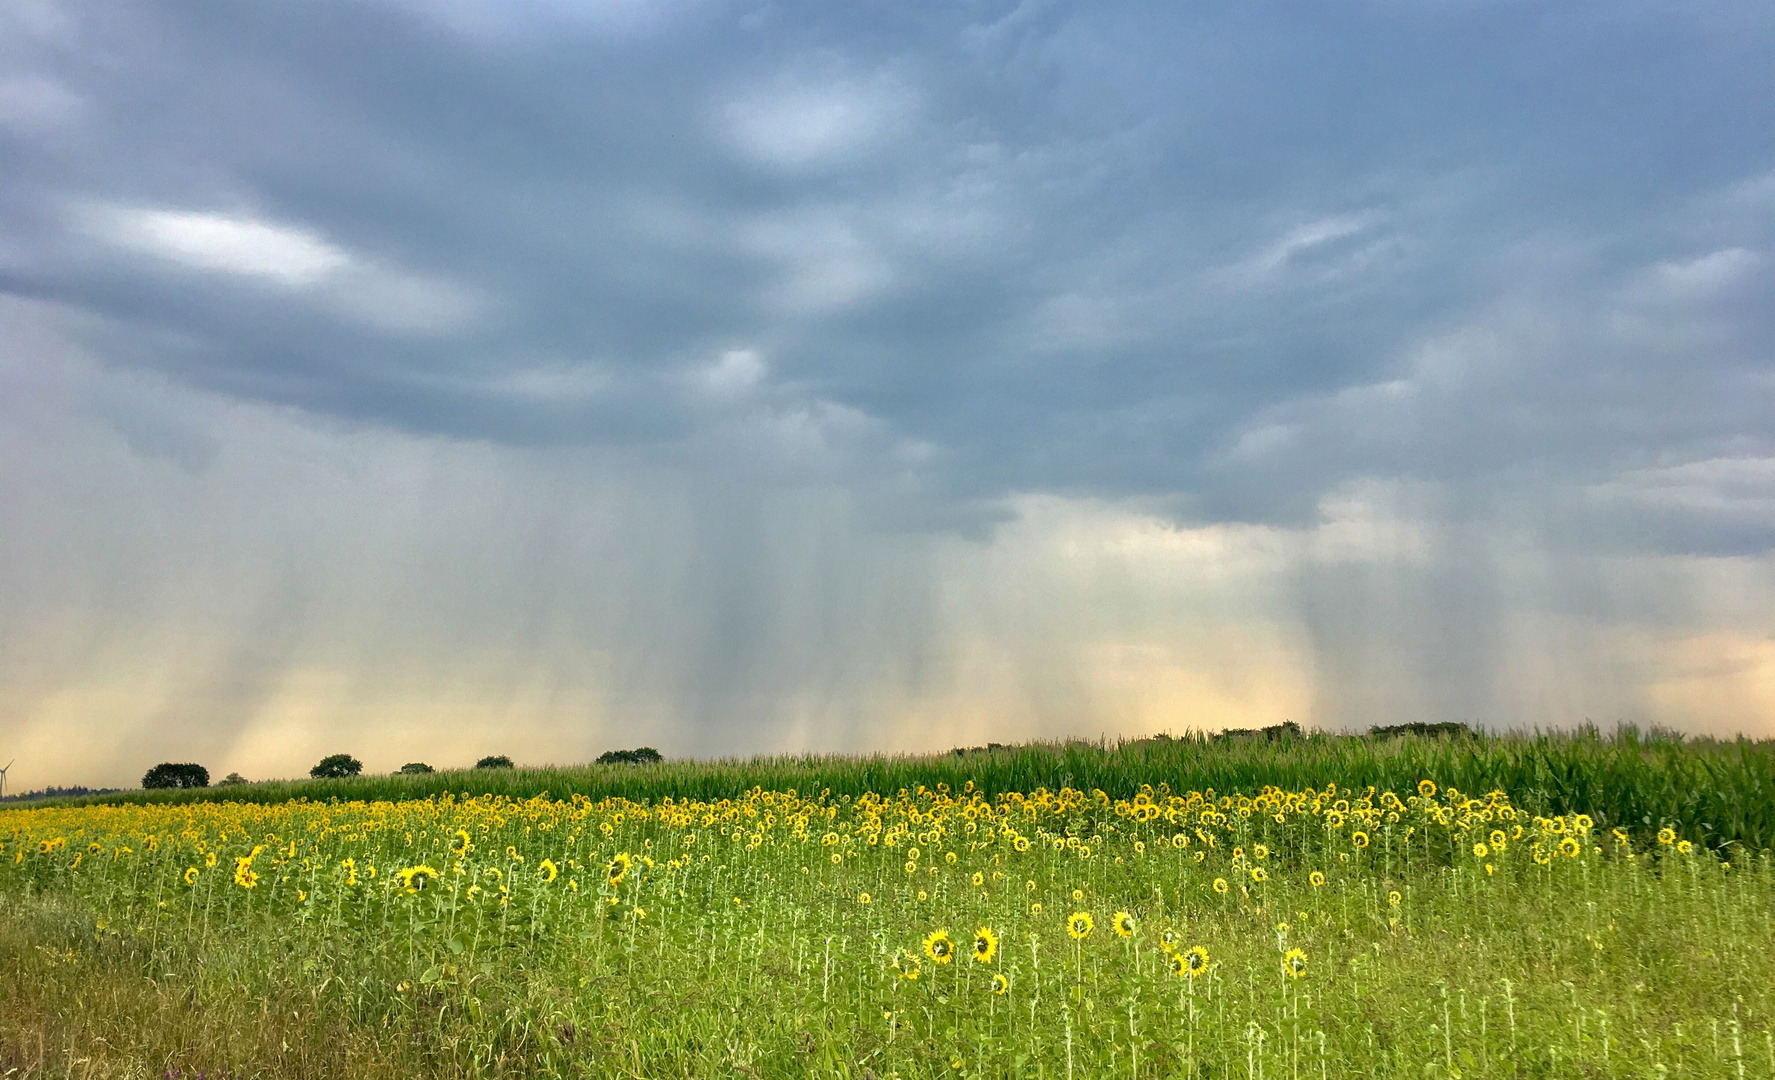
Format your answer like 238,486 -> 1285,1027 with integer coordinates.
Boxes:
217,772 -> 248,786
310,754 -> 363,779
475,755 -> 514,770
398,762 -> 435,775
143,763 -> 209,789
596,747 -> 663,766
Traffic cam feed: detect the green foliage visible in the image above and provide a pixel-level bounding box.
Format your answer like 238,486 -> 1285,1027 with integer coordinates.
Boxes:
65,728 -> 1775,852
1,780 -> 1769,1078
475,755 -> 514,770
309,754 -> 362,779
595,747 -> 662,765
398,762 -> 435,775
141,762 -> 208,789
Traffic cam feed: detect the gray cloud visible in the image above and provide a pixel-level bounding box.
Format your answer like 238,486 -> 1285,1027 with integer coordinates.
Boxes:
2,0 -> 1773,788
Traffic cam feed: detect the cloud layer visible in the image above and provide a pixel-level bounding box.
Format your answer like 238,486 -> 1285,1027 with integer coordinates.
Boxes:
1,0 -> 1772,789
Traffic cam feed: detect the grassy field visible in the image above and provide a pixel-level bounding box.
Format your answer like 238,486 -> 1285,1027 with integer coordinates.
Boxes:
36,726 -> 1775,851
1,731 -> 1772,1078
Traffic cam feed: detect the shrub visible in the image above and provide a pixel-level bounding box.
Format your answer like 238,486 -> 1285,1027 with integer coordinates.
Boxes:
310,754 -> 363,779
475,755 -> 514,770
398,762 -> 435,775
142,763 -> 209,789
596,747 -> 663,766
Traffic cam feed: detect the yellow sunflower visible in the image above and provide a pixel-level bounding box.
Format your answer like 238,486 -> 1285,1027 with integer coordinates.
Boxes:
1309,870 -> 1326,888
607,852 -> 632,884
1352,831 -> 1370,850
923,929 -> 956,964
183,867 -> 200,885
1067,911 -> 1094,939
1212,877 -> 1229,894
449,830 -> 472,856
1183,945 -> 1210,977
1159,929 -> 1180,953
1657,827 -> 1676,845
1281,947 -> 1308,979
1168,952 -> 1188,976
396,864 -> 439,893
1112,911 -> 1136,938
1473,842 -> 1489,858
538,858 -> 559,883
1249,867 -> 1267,883
990,972 -> 1009,995
1559,837 -> 1581,858
1418,780 -> 1437,798
972,926 -> 998,964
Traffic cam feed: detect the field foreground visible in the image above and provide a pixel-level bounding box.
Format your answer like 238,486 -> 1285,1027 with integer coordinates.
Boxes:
1,778 -> 1771,1078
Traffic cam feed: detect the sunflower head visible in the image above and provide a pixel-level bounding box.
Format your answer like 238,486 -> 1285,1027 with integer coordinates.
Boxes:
1281,947 -> 1308,979
538,858 -> 559,883
1159,929 -> 1180,953
1184,945 -> 1210,976
1473,842 -> 1489,858
607,853 -> 632,883
1657,827 -> 1676,845
1352,831 -> 1370,850
1559,837 -> 1581,858
1212,877 -> 1229,895
1252,844 -> 1269,860
183,867 -> 200,885
1387,890 -> 1402,906
1308,870 -> 1326,888
1418,780 -> 1437,799
1168,952 -> 1187,976
971,871 -> 985,887
397,864 -> 439,893
450,830 -> 472,855
1113,911 -> 1136,938
990,972 -> 1009,995
972,926 -> 998,964
1067,911 -> 1094,940
1249,867 -> 1267,883
923,929 -> 955,964
1676,839 -> 1693,855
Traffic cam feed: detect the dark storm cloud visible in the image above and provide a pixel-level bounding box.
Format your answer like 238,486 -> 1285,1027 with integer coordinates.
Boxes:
3,0 -> 1775,788
4,0 -> 1769,538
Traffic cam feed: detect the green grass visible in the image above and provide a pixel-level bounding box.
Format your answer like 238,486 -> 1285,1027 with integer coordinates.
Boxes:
51,726 -> 1775,851
1,775 -> 1770,1078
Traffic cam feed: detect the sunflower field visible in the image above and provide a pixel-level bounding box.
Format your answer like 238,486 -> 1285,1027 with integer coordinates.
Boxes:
0,777 -> 1771,1078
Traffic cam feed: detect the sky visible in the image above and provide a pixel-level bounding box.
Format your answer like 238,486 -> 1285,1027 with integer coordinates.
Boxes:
2,0 -> 1772,791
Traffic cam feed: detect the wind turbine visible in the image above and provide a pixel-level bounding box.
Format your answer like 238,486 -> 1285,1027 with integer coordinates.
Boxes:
0,761 -> 12,801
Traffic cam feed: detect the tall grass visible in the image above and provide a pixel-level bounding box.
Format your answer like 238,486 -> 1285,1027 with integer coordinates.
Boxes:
45,726 -> 1775,850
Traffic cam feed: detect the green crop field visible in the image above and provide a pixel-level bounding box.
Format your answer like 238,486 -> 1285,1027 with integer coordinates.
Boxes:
1,729 -> 1771,1078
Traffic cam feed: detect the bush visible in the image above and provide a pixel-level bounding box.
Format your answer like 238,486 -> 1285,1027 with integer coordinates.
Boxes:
476,755 -> 514,770
596,747 -> 663,766
398,762 -> 435,775
310,754 -> 363,779
217,772 -> 248,786
142,763 -> 209,789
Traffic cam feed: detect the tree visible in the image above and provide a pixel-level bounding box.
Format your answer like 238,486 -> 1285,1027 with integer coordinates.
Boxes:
596,747 -> 663,766
142,763 -> 209,789
398,762 -> 435,775
218,772 -> 248,786
475,755 -> 514,769
310,754 -> 363,779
